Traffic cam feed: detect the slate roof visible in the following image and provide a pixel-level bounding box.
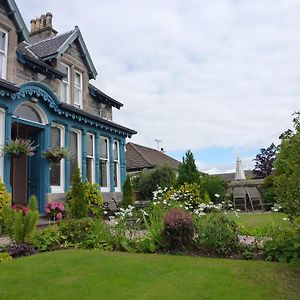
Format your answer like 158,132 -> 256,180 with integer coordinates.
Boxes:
213,170 -> 254,182
126,142 -> 180,172
28,30 -> 74,59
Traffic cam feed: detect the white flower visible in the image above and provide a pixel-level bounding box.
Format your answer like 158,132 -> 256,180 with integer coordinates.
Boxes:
215,193 -> 220,198
283,218 -> 288,221
103,211 -> 108,215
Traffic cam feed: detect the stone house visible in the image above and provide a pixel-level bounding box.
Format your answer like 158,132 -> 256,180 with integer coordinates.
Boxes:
0,0 -> 136,212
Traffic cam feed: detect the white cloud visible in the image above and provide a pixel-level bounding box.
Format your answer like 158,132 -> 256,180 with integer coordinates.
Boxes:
17,0 -> 300,154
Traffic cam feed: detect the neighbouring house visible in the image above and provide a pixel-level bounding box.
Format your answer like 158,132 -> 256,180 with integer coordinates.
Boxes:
214,170 -> 254,182
126,142 -> 180,174
0,0 -> 136,212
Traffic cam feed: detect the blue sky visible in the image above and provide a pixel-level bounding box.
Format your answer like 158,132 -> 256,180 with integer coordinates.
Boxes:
16,0 -> 300,173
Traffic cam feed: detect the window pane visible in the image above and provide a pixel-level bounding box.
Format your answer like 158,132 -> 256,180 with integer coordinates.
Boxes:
99,138 -> 108,159
86,157 -> 93,183
60,82 -> 68,102
62,65 -> 69,82
113,141 -> 118,161
51,126 -> 61,148
70,131 -> 78,185
0,54 -> 3,78
74,72 -> 81,86
74,88 -> 81,104
0,31 -> 6,51
114,162 -> 118,187
50,161 -> 60,186
15,104 -> 42,123
99,160 -> 108,187
86,134 -> 93,157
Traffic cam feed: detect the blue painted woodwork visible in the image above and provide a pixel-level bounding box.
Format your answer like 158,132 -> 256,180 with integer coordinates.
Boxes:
109,137 -> 115,192
0,81 -> 132,210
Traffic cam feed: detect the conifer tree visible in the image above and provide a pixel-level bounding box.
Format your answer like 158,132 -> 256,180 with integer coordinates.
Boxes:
122,175 -> 133,208
67,163 -> 87,218
176,150 -> 200,186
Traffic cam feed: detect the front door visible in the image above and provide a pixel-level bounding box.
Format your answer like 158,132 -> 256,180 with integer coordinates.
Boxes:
11,123 -> 43,208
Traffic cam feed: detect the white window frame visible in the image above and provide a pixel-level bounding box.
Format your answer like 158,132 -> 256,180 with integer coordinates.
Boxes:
86,132 -> 95,183
113,140 -> 121,192
70,129 -> 82,172
60,63 -> 70,104
0,28 -> 8,79
74,70 -> 83,108
99,136 -> 110,192
50,123 -> 65,193
0,108 -> 5,179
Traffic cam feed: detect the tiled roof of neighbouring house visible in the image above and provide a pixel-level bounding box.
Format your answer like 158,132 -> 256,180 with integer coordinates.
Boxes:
27,30 -> 74,59
126,142 -> 180,172
213,170 -> 254,182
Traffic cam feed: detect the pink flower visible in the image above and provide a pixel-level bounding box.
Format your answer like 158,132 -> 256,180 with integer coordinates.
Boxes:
56,213 -> 62,220
45,208 -> 50,213
22,207 -> 29,214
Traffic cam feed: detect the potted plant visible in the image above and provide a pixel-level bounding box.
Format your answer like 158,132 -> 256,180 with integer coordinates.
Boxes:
3,138 -> 37,158
42,147 -> 69,163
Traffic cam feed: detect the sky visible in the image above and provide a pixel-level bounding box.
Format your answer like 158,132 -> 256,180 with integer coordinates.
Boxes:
16,0 -> 300,174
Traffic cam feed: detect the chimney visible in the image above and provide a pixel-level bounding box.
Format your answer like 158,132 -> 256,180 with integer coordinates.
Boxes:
29,12 -> 58,43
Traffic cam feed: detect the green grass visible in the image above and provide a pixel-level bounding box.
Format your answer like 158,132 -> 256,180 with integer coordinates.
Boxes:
0,250 -> 299,300
226,212 -> 288,236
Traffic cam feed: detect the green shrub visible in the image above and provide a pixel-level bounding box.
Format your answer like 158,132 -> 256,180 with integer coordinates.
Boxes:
132,165 -> 176,200
199,175 -> 227,204
85,182 -> 103,218
2,202 -> 38,244
67,163 -> 88,218
122,175 -> 134,208
0,178 -> 11,232
82,221 -> 113,250
135,235 -> 157,253
58,218 -> 94,245
160,183 -> 205,208
264,220 -> 300,263
0,252 -> 12,262
31,225 -> 60,252
195,213 -> 239,256
163,208 -> 194,251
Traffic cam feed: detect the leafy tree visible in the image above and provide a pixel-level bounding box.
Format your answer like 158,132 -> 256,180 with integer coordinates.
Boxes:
273,113 -> 300,219
132,165 -> 176,201
252,143 -> 277,179
67,163 -> 87,218
122,175 -> 134,208
176,150 -> 200,186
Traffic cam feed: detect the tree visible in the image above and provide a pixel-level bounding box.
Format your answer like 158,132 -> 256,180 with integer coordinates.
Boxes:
122,175 -> 134,208
273,113 -> 300,219
132,165 -> 176,200
67,163 -> 87,218
176,150 -> 200,186
252,143 -> 277,179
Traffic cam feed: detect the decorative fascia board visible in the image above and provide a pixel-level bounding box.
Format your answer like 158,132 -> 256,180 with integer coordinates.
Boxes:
8,82 -> 136,137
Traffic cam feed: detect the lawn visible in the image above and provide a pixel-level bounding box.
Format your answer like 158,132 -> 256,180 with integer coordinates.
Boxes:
226,212 -> 288,236
0,250 -> 299,300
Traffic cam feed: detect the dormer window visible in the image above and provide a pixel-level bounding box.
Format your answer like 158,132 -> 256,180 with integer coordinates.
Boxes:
74,71 -> 83,108
0,28 -> 8,79
60,63 -> 70,103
